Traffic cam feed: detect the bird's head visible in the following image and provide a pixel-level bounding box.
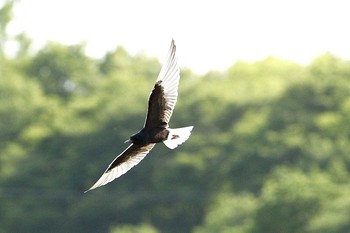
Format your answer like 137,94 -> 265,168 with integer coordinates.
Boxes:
124,132 -> 147,144
124,134 -> 138,144
124,138 -> 132,143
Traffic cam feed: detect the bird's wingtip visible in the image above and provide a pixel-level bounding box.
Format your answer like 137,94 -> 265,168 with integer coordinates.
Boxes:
84,187 -> 94,193
170,38 -> 176,48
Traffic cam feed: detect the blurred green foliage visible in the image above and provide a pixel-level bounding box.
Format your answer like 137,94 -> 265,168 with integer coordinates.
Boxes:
1,2 -> 350,233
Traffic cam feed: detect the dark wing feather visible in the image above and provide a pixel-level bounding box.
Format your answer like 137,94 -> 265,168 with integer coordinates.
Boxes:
144,81 -> 167,128
144,39 -> 180,128
85,143 -> 155,192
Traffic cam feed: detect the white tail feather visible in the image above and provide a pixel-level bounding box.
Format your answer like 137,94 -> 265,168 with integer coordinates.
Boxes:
163,126 -> 193,149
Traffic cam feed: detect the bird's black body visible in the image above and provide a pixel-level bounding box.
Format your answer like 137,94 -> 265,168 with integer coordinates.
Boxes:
130,127 -> 170,144
85,40 -> 193,192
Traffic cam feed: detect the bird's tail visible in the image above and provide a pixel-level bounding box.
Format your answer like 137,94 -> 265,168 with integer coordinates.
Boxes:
163,126 -> 194,149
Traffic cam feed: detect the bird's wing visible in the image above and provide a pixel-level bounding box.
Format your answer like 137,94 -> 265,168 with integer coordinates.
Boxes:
85,143 -> 155,192
144,39 -> 180,128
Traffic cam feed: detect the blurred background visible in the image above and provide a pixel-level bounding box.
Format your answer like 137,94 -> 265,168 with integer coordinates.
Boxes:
1,0 -> 350,232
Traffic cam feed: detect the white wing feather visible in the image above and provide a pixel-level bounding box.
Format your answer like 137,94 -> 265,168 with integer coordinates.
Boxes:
85,143 -> 155,192
156,39 -> 180,123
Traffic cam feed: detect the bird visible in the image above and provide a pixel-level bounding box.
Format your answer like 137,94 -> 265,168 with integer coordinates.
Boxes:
85,39 -> 193,192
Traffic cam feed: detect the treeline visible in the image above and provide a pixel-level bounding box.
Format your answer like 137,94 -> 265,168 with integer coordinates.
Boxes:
1,2 -> 350,233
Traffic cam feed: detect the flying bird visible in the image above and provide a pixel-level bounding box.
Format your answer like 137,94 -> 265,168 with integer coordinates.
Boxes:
86,40 -> 193,192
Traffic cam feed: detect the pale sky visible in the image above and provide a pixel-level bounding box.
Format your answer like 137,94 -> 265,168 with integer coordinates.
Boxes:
7,0 -> 350,73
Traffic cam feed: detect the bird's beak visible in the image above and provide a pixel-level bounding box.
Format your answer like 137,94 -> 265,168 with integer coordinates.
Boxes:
124,139 -> 131,143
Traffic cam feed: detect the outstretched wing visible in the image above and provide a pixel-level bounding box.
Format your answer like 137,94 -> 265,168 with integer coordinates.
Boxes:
85,143 -> 155,192
144,39 -> 180,128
